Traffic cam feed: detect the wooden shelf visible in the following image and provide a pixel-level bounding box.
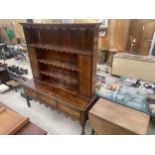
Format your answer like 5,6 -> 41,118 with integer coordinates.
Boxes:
28,44 -> 92,56
32,79 -> 89,108
40,71 -> 79,85
38,59 -> 79,72
21,23 -> 100,31
37,78 -> 90,102
37,80 -> 78,95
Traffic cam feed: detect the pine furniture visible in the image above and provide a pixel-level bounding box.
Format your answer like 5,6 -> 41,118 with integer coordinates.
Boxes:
0,102 -> 47,135
21,23 -> 100,134
89,98 -> 150,135
0,105 -> 29,135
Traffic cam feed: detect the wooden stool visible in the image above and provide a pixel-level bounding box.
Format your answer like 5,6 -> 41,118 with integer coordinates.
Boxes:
89,98 -> 150,135
6,80 -> 20,92
99,47 -> 108,64
107,48 -> 119,67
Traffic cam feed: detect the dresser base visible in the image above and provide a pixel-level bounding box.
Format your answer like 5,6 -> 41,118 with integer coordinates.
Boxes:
23,80 -> 96,135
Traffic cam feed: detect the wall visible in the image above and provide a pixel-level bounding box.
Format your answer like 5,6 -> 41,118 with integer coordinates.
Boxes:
74,19 -> 97,23
1,19 -> 141,53
101,19 -> 131,51
126,19 -> 155,55
0,19 -> 26,44
101,19 -> 155,55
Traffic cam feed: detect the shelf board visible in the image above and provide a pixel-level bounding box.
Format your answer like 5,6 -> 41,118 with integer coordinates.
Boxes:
40,71 -> 79,85
35,79 -> 90,108
28,44 -> 92,56
38,59 -> 79,72
37,80 -> 78,95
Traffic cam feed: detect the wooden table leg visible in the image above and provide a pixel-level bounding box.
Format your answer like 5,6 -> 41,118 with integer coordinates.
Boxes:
81,124 -> 85,135
91,129 -> 95,135
81,113 -> 86,135
26,96 -> 31,107
15,87 -> 17,92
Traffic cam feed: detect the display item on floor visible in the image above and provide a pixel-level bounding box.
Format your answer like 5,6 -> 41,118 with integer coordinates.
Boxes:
148,95 -> 155,102
0,84 -> 9,93
106,48 -> 119,67
149,104 -> 155,114
6,80 -> 20,92
89,98 -> 150,135
96,76 -> 155,118
8,65 -> 28,76
106,83 -> 121,91
148,95 -> 155,114
112,53 -> 155,83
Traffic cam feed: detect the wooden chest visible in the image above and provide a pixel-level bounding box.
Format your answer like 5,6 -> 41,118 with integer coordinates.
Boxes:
89,98 -> 150,135
0,106 -> 29,135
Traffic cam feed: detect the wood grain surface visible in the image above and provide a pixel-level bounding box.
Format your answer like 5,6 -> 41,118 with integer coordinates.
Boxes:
89,98 -> 150,135
0,108 -> 29,135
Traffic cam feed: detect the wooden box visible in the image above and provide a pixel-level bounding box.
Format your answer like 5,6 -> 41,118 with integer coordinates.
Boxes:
89,99 -> 150,135
0,106 -> 29,135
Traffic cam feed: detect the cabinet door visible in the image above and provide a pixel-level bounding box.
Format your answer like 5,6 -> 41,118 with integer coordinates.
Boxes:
79,55 -> 92,97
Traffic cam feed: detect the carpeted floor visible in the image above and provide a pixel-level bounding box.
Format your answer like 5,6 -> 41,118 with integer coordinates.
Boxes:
0,58 -> 155,135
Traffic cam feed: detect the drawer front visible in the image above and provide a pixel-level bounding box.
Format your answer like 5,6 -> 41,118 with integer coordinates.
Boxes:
39,95 -> 56,107
59,104 -> 80,119
24,87 -> 37,99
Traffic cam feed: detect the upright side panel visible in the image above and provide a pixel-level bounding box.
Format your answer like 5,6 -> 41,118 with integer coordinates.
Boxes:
28,47 -> 40,79
91,27 -> 99,96
23,27 -> 32,44
79,55 -> 92,97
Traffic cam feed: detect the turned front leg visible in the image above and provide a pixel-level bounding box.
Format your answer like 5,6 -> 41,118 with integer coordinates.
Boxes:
80,113 -> 86,135
26,96 -> 31,107
91,129 -> 95,135
81,124 -> 86,135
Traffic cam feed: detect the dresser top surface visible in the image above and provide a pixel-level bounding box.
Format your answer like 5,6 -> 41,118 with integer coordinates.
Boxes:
23,79 -> 92,109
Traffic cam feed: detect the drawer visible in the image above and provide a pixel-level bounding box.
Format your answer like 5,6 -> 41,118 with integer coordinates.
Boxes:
39,95 -> 56,107
24,87 -> 37,99
58,104 -> 80,119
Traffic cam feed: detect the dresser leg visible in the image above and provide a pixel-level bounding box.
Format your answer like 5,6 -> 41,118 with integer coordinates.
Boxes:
26,96 -> 31,107
81,125 -> 85,135
91,129 -> 95,135
81,113 -> 86,135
